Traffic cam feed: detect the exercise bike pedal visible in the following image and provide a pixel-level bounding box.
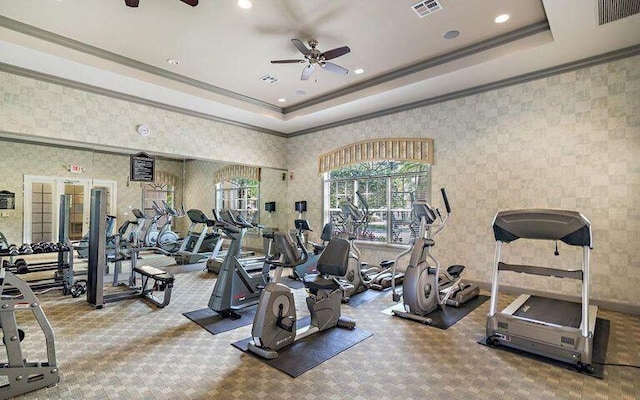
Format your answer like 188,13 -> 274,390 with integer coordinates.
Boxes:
277,316 -> 296,332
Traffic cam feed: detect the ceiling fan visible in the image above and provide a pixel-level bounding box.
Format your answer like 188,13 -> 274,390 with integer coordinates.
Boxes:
125,0 -> 198,7
271,39 -> 351,80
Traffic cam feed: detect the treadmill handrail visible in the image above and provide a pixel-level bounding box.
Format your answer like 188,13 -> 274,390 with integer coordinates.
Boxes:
498,262 -> 584,280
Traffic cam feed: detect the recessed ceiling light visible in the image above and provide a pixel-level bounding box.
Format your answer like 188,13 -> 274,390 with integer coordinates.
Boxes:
166,59 -> 180,65
278,98 -> 286,103
354,68 -> 364,74
442,30 -> 459,39
295,90 -> 306,95
237,0 -> 252,9
494,14 -> 510,23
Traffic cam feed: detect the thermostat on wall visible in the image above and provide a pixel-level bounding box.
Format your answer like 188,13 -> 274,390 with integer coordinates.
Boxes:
136,124 -> 151,137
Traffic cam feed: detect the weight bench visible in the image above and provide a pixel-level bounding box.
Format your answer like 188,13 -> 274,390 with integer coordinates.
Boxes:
134,265 -> 174,308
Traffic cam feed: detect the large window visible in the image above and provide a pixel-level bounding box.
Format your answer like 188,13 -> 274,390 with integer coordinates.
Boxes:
324,161 -> 430,245
216,178 -> 260,226
142,182 -> 176,225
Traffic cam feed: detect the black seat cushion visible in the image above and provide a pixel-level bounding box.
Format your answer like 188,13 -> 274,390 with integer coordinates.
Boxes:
303,274 -> 340,291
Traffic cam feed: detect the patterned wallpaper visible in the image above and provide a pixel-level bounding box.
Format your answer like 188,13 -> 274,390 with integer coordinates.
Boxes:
286,55 -> 640,307
0,72 -> 287,170
1,54 -> 638,308
0,140 -> 184,243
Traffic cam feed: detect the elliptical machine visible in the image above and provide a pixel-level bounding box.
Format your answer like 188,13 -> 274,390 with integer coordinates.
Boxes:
248,232 -> 356,359
154,201 -> 183,253
391,188 -> 479,324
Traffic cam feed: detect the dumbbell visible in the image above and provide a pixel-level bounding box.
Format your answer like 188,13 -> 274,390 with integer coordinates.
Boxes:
8,244 -> 19,256
19,243 -> 34,254
14,259 -> 29,274
2,328 -> 25,344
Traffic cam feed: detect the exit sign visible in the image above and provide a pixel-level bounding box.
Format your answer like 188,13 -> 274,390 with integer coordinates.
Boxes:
69,165 -> 84,174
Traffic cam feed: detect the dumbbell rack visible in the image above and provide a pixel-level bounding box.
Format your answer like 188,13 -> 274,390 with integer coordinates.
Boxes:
0,246 -> 74,295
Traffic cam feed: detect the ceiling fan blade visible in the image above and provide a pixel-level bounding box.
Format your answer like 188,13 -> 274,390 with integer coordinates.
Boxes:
125,0 -> 140,7
180,0 -> 198,6
301,64 -> 315,80
291,39 -> 311,56
321,62 -> 348,75
321,46 -> 351,61
271,59 -> 306,64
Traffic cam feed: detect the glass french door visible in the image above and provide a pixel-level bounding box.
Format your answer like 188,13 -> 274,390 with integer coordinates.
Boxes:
23,176 -> 116,243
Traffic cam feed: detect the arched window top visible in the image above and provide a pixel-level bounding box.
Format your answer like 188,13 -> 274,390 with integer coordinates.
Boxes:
318,138 -> 434,174
213,165 -> 261,184
149,171 -> 178,188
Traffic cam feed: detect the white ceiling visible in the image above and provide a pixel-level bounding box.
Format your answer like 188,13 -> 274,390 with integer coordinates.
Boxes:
0,0 -> 639,136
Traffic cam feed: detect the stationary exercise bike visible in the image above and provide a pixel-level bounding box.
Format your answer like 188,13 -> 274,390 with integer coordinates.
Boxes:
391,188 -> 479,324
248,232 -> 356,359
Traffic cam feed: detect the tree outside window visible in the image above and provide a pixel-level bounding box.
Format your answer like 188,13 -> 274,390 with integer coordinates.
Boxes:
325,161 -> 430,244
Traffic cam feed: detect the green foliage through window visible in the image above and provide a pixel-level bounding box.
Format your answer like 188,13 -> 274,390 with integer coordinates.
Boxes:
325,161 -> 430,244
216,179 -> 260,226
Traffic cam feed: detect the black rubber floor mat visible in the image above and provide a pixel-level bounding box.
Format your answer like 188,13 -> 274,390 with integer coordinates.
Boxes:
232,316 -> 373,378
345,288 -> 389,308
183,307 -> 256,335
478,318 -> 609,379
385,294 -> 489,329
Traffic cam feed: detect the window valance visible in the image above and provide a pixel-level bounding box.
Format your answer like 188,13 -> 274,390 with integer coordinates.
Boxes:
213,164 -> 261,183
318,138 -> 434,173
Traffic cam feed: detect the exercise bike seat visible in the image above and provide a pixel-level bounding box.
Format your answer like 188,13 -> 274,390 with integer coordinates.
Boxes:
303,238 -> 350,291
447,264 -> 465,278
303,275 -> 341,291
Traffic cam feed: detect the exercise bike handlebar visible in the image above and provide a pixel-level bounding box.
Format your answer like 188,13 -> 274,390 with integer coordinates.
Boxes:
440,188 -> 451,215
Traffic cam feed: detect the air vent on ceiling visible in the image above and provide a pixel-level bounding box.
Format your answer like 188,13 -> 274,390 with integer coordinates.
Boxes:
260,74 -> 278,84
411,0 -> 443,18
598,0 -> 640,25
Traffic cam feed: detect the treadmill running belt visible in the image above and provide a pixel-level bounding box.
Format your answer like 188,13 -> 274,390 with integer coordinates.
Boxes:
513,296 -> 582,328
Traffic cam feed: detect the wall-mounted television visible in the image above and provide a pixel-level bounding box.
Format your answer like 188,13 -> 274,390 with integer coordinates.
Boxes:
264,202 -> 276,213
294,200 -> 307,213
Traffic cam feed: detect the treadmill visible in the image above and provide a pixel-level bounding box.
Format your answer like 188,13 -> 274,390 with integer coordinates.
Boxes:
206,209 -> 263,273
486,209 -> 598,370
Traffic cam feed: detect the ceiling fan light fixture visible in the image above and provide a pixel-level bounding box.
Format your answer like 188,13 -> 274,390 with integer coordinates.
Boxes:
237,0 -> 253,10
494,14 -> 510,23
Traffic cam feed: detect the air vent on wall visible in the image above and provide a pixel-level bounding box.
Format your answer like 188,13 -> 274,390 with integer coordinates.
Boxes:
411,0 -> 443,18
598,0 -> 640,25
260,74 -> 278,84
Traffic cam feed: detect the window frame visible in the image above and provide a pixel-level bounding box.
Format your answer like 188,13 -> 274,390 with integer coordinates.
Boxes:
323,163 -> 431,245
215,178 -> 261,230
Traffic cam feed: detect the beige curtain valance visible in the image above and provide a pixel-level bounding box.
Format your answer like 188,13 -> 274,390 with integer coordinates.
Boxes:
213,164 -> 261,183
318,138 -> 434,173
